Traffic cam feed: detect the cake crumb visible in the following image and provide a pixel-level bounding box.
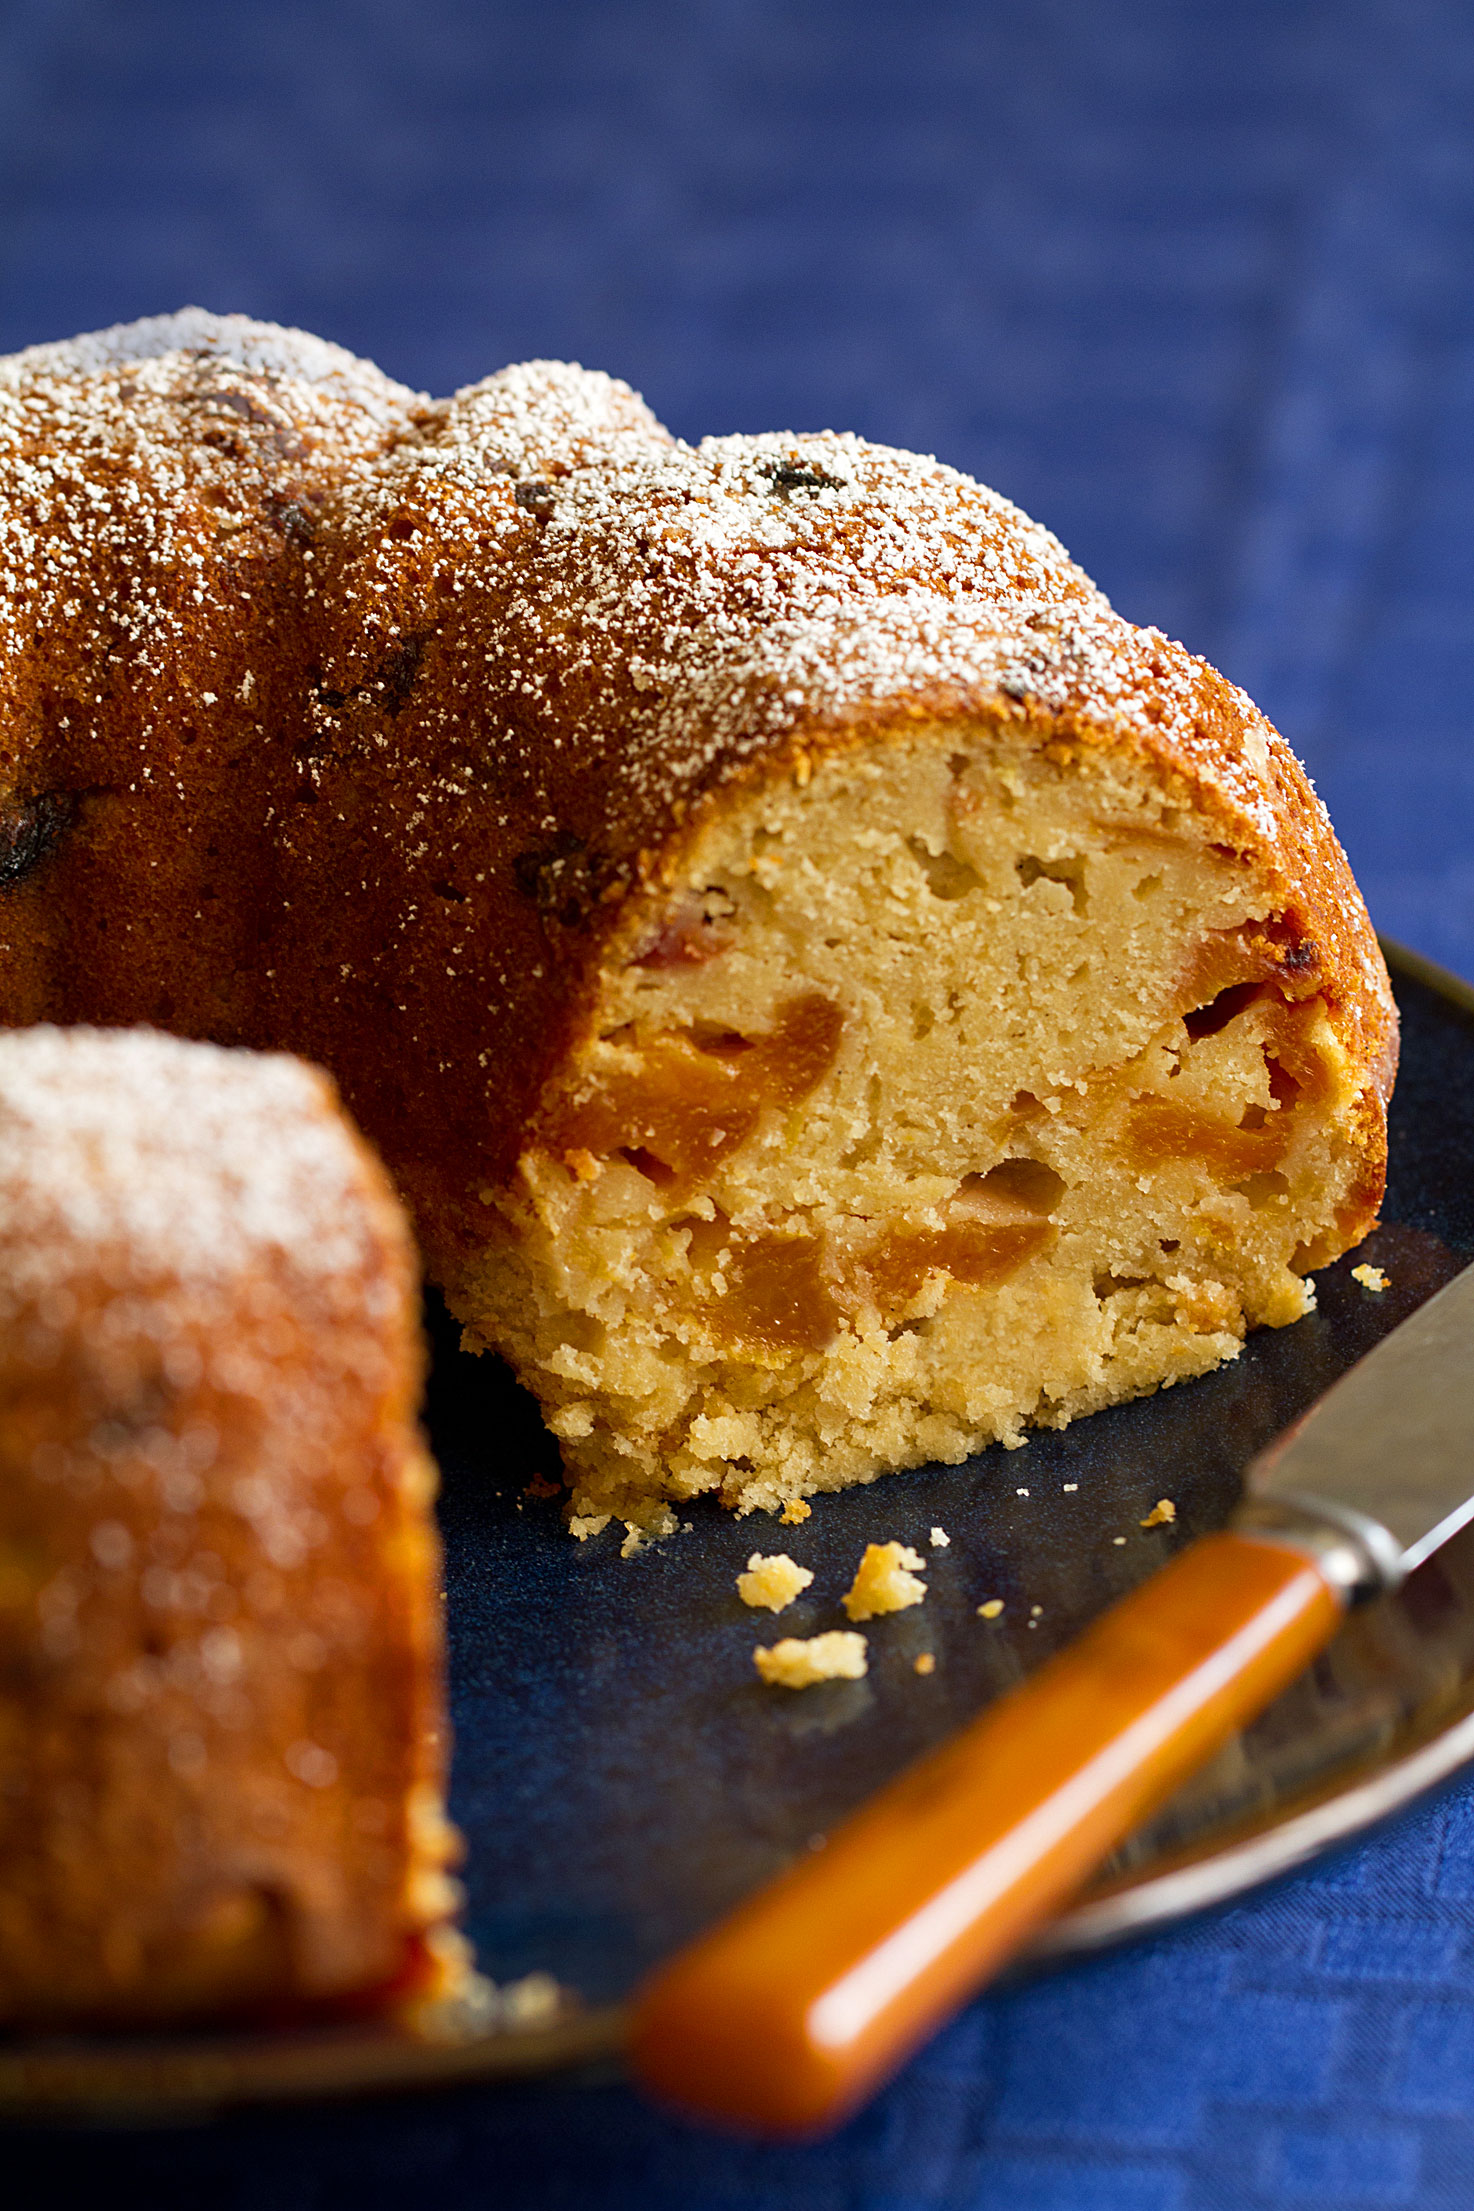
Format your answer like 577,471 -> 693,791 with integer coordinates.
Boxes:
619,1503 -> 680,1558
913,1652 -> 936,1675
780,1499 -> 812,1526
499,1970 -> 564,2029
737,1552 -> 814,1612
754,1631 -> 868,1688
1112,1535 -> 1127,1546
1140,1498 -> 1177,1528
843,1541 -> 928,1621
1352,1263 -> 1389,1292
929,1526 -> 950,1548
1063,1483 -> 1079,1493
568,1512 -> 611,1541
563,1147 -> 603,1184
977,1598 -> 1004,1619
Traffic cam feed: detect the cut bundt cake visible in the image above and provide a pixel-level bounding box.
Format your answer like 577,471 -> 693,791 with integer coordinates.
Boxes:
0,1027 -> 459,2029
0,314 -> 1396,1528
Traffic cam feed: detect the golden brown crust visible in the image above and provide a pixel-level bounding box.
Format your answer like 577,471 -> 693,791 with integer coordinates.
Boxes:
0,1027 -> 453,2029
0,314 -> 1394,1294
0,311 -> 421,1043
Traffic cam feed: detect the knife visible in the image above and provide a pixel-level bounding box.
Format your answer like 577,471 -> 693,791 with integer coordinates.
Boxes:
628,1260 -> 1474,2135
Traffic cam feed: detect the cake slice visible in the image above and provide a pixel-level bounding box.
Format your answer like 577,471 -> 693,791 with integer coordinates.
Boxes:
0,1028 -> 459,2029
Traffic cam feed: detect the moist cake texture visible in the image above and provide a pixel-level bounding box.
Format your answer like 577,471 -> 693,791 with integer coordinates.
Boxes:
0,313 -> 1397,1528
843,1544 -> 930,1621
737,1554 -> 814,1612
0,1026 -> 456,2029
754,1632 -> 869,1689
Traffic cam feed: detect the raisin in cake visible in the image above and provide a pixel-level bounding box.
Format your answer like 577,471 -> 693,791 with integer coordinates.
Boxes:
0,314 -> 1396,1529
0,1027 -> 458,2028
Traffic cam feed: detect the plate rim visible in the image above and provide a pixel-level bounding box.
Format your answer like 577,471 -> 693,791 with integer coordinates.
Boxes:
3,936 -> 1469,2122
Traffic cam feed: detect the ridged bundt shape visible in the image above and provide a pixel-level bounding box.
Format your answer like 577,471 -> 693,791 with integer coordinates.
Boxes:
0,313 -> 1396,1525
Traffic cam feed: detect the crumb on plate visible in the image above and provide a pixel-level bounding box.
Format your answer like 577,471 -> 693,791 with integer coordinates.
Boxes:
1140,1498 -> 1177,1528
619,1503 -> 680,1558
930,1526 -> 950,1549
737,1552 -> 815,1612
977,1598 -> 1004,1619
780,1498 -> 812,1526
1352,1263 -> 1389,1292
843,1541 -> 928,1621
499,1970 -> 564,2030
913,1652 -> 936,1675
754,1631 -> 868,1688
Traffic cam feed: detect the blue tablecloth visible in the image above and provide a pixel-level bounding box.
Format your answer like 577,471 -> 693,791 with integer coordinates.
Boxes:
3,3 -> 1473,2203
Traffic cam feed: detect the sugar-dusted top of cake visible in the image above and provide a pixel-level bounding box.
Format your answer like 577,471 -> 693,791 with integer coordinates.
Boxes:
0,306 -> 422,421
0,1026 -> 394,1302
0,314 -> 1396,1101
356,352 -> 1297,852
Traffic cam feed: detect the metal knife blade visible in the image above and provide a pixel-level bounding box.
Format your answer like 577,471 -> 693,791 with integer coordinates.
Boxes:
1243,1259 -> 1474,1582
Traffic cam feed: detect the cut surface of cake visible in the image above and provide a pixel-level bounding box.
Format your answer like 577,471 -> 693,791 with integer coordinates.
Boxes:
0,314 -> 1396,1529
0,1026 -> 458,2029
488,717 -> 1391,1522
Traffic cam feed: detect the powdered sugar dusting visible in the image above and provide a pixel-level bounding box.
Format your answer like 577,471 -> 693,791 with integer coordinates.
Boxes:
0,312 -> 1325,865
0,1028 -> 383,1301
0,313 -> 1392,1129
435,356 -> 671,475
0,307 -> 422,421
0,315 -> 422,736
331,359 -> 1312,856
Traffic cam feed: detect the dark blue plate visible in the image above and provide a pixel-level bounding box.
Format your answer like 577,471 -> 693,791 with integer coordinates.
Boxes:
7,943 -> 1474,2120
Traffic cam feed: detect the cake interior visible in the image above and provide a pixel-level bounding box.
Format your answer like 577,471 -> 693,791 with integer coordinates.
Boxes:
460,728 -> 1368,1525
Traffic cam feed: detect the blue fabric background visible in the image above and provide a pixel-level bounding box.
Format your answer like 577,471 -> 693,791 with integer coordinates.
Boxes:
2,3 -> 1473,2203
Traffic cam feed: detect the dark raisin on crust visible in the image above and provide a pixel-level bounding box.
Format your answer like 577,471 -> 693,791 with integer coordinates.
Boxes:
311,635 -> 427,719
263,490 -> 320,541
377,635 -> 426,715
513,832 -> 593,923
217,391 -> 304,455
761,461 -> 848,496
0,793 -> 71,889
514,831 -> 584,891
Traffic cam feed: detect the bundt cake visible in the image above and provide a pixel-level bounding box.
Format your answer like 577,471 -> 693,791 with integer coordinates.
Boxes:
0,312 -> 1396,1530
0,1026 -> 458,2029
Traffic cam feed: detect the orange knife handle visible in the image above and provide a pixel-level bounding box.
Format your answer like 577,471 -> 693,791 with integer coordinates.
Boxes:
628,1531 -> 1343,2136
